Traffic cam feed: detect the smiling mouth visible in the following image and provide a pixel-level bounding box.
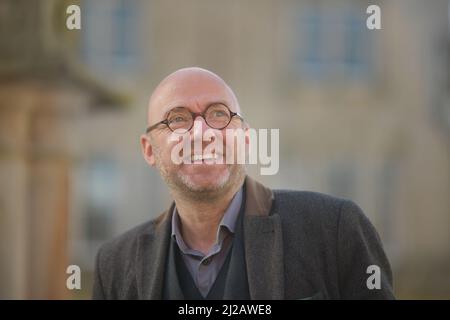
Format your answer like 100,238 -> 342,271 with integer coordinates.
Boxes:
184,153 -> 220,163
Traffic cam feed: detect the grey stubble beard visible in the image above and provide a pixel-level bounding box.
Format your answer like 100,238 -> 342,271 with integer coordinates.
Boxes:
153,145 -> 246,202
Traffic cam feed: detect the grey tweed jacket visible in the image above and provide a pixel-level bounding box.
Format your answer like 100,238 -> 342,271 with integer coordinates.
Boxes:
92,175 -> 394,300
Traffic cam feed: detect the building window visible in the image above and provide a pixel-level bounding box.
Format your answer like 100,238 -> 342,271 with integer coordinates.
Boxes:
81,0 -> 138,72
84,156 -> 117,243
294,5 -> 372,82
377,158 -> 399,245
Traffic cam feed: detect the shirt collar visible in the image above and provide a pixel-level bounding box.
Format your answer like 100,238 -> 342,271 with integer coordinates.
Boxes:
171,186 -> 243,248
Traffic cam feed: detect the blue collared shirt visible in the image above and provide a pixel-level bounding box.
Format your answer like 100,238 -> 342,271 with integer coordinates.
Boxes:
171,187 -> 243,297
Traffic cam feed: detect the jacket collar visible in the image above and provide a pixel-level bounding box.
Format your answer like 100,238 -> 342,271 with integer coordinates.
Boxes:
136,175 -> 284,299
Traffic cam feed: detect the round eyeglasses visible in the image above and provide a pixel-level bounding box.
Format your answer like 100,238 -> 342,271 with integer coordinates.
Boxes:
145,103 -> 244,134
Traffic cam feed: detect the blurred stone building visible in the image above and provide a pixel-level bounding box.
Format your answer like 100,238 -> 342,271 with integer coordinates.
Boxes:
0,0 -> 449,299
0,0 -> 125,298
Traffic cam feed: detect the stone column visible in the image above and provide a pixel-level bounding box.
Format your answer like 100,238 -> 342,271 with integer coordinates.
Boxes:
0,81 -> 89,299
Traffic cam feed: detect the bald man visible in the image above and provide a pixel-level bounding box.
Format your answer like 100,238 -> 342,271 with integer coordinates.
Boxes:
92,67 -> 394,300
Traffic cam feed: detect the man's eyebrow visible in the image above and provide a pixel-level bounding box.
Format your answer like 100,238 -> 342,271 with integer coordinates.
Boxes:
161,100 -> 232,117
158,106 -> 189,122
206,100 -> 231,108
162,106 -> 184,118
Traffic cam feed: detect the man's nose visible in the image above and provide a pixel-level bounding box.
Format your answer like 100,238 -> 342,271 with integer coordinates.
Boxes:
191,116 -> 210,138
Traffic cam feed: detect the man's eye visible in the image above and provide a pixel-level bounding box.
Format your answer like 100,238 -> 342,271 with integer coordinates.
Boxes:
170,116 -> 188,123
213,111 -> 226,117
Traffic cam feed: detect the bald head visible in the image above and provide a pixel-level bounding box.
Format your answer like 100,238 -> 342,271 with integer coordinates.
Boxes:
147,67 -> 240,126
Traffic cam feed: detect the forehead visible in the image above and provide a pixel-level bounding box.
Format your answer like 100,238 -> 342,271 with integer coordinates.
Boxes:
149,74 -> 236,119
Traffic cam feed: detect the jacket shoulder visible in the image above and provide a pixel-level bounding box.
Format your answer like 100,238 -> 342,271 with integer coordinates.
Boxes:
271,189 -> 369,241
271,189 -> 394,299
272,189 -> 351,219
273,189 -> 346,205
98,212 -> 166,260
92,212 -> 168,299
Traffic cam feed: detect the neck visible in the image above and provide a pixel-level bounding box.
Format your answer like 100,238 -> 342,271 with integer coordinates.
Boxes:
171,177 -> 244,255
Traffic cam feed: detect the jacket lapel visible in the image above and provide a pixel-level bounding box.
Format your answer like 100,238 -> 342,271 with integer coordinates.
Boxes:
164,236 -> 186,299
136,204 -> 173,299
243,176 -> 285,299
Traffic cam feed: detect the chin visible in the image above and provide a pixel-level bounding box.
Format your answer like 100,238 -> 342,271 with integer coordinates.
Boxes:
178,164 -> 231,192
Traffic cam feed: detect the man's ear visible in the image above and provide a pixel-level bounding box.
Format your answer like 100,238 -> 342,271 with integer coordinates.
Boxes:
140,134 -> 156,166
